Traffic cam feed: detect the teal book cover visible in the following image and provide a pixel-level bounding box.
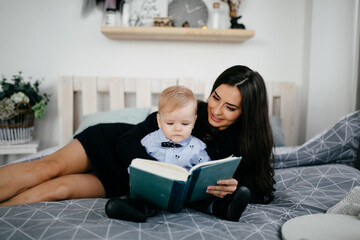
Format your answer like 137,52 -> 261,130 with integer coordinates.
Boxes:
129,156 -> 241,212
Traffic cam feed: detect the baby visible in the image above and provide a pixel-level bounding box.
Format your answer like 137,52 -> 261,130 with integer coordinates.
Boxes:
141,85 -> 210,171
105,86 -> 211,222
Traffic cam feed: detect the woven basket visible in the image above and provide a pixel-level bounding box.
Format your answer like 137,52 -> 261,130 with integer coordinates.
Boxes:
0,102 -> 35,145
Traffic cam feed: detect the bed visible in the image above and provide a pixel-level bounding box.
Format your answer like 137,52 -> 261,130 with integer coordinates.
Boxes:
0,76 -> 359,240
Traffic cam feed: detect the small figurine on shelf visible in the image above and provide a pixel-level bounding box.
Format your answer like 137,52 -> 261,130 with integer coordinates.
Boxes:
153,17 -> 174,27
230,15 -> 245,29
221,0 -> 246,29
182,21 -> 190,28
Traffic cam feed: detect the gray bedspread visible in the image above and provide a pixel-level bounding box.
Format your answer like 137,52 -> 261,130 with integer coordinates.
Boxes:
1,111 -> 359,240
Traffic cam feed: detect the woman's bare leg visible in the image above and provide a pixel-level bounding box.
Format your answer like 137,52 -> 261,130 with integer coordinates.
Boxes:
0,172 -> 105,206
0,139 -> 92,203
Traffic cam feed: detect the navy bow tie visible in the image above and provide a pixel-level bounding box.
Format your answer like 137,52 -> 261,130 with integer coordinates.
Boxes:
161,141 -> 182,148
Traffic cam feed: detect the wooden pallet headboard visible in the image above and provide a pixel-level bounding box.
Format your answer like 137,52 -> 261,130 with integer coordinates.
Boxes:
58,76 -> 295,146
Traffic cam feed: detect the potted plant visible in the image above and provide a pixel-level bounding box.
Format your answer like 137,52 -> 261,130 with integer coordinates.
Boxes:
0,72 -> 50,145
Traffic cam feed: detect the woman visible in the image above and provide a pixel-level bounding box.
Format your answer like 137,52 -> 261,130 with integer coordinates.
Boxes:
106,65 -> 275,222
0,65 -> 275,221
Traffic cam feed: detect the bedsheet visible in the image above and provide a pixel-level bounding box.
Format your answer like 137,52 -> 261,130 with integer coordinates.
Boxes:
1,164 -> 359,240
1,111 -> 359,240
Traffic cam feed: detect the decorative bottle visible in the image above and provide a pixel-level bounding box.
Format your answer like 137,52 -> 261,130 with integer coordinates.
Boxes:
121,0 -> 131,27
104,0 -> 117,26
104,9 -> 116,26
208,2 -> 220,29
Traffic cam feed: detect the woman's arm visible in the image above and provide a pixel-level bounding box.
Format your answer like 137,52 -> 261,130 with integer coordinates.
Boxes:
206,178 -> 238,198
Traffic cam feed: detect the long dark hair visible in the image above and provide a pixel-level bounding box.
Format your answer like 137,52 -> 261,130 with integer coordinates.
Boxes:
211,65 -> 275,199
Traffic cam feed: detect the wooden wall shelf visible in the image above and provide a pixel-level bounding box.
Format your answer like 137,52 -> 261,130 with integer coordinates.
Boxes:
101,26 -> 255,43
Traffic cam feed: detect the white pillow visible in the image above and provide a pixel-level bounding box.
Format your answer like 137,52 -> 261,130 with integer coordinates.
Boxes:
74,107 -> 151,136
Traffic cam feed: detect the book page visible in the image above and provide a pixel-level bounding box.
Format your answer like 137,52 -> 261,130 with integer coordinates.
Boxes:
131,159 -> 189,182
189,155 -> 237,174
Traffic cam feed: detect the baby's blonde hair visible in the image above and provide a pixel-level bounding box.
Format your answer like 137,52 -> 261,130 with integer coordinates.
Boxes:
158,86 -> 197,114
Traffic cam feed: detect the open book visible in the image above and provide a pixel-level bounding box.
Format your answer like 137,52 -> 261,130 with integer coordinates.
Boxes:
129,156 -> 241,213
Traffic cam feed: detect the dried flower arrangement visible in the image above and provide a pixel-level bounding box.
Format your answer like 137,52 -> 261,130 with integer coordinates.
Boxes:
0,72 -> 50,120
0,72 -> 51,144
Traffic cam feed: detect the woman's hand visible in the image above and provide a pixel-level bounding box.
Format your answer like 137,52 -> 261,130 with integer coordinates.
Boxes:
206,178 -> 238,198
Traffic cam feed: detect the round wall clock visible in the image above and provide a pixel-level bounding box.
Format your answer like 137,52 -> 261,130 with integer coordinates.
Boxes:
168,0 -> 209,28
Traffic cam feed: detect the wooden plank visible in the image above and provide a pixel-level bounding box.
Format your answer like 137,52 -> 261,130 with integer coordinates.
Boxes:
73,77 -> 82,92
151,78 -> 177,93
97,77 -> 110,92
123,77 -> 137,93
178,78 -> 194,90
268,81 -> 295,146
279,82 -> 295,146
82,77 -> 97,115
178,78 -> 210,101
101,26 -> 255,43
58,76 -> 74,146
203,80 -> 213,101
136,78 -> 152,107
109,77 -> 125,110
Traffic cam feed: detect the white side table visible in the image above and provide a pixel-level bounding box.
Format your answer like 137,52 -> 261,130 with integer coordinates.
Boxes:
281,213 -> 360,240
0,140 -> 39,164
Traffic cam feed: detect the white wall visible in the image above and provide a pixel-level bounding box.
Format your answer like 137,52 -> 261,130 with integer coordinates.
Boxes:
0,0 -> 358,152
306,0 -> 359,139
